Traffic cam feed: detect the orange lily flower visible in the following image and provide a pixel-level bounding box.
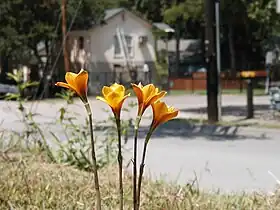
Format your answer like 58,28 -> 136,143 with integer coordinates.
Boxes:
132,83 -> 166,116
55,69 -> 88,103
151,101 -> 179,130
96,83 -> 130,119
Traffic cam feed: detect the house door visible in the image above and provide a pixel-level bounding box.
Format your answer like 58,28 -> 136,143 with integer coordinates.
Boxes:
69,35 -> 91,72
113,64 -> 123,83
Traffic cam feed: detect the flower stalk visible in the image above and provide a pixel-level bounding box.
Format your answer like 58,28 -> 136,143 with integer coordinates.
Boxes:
85,102 -> 102,210
133,115 -> 141,210
136,127 -> 153,210
96,83 -> 130,210
115,116 -> 124,210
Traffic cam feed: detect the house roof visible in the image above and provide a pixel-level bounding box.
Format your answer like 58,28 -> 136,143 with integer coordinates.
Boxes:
103,8 -> 174,32
157,39 -> 202,52
153,23 -> 175,33
104,8 -> 124,21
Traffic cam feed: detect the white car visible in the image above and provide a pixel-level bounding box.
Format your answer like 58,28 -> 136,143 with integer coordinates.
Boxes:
0,83 -> 19,94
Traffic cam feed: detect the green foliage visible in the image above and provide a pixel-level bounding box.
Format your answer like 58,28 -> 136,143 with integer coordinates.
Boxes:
5,70 -> 39,101
0,0 -> 60,59
3,71 -> 134,171
66,0 -> 105,30
55,89 -> 75,104
0,0 -> 106,73
48,98 -> 135,171
247,0 -> 280,39
155,49 -> 169,83
163,0 -> 203,24
3,71 -> 54,161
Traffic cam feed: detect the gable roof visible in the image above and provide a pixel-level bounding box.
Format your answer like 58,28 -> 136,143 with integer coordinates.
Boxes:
103,8 -> 152,28
103,8 -> 174,32
153,23 -> 175,33
104,8 -> 124,21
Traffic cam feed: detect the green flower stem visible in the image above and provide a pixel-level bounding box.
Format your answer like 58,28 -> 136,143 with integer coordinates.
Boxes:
85,102 -> 101,210
136,127 -> 153,210
115,117 -> 124,210
133,116 -> 141,210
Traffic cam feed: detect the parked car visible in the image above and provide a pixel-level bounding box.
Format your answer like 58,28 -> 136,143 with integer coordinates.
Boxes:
0,83 -> 19,97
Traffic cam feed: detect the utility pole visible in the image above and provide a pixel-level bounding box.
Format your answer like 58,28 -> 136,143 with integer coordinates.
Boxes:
61,0 -> 70,72
215,0 -> 222,121
204,0 -> 219,123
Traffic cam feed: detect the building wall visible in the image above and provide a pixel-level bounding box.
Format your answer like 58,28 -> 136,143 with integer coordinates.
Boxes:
67,10 -> 158,94
89,10 -> 156,66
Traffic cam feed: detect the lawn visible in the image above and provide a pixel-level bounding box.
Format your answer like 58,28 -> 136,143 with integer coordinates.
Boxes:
0,153 -> 279,210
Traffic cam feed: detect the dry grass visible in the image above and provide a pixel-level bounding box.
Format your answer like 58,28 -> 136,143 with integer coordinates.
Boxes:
1,154 -> 280,210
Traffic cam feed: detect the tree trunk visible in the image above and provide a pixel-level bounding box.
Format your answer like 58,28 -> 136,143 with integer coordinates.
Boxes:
228,22 -> 236,76
0,53 -> 9,83
175,19 -> 181,77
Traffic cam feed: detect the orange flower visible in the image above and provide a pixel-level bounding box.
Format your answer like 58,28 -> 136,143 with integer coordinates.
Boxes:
55,69 -> 88,103
132,83 -> 166,116
151,101 -> 178,130
96,83 -> 130,119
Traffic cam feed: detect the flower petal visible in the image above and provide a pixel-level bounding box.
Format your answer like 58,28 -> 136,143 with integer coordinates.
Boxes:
158,110 -> 179,125
142,84 -> 156,100
102,86 -> 111,97
111,83 -> 125,97
113,93 -> 130,118
106,91 -> 122,108
65,72 -> 78,87
147,91 -> 167,107
55,82 -> 76,92
151,101 -> 166,120
137,82 -> 143,88
132,83 -> 144,105
75,70 -> 88,97
151,101 -> 178,130
55,82 -> 70,89
96,96 -> 108,104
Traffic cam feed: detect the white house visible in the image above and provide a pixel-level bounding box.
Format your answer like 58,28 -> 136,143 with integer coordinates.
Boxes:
67,8 -> 173,93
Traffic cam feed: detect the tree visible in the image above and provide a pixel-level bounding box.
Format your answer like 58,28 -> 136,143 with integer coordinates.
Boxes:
247,0 -> 280,50
0,0 -> 61,82
67,0 -> 106,30
220,0 -> 248,74
163,0 -> 203,74
0,0 -> 106,84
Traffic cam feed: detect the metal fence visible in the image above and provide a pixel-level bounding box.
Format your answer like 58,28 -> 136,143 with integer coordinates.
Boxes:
87,70 -> 151,95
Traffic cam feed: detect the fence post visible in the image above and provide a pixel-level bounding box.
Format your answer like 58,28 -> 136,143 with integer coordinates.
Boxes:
246,78 -> 254,118
191,74 -> 194,93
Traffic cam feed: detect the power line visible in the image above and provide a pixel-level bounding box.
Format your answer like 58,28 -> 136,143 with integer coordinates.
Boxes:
30,0 -> 82,113
62,0 -> 71,72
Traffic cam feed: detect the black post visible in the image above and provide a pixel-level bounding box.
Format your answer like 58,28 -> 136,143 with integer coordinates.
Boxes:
204,0 -> 219,123
247,79 -> 254,118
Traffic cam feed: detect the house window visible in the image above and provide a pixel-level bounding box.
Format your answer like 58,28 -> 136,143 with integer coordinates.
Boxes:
114,36 -> 121,55
114,35 -> 133,57
78,36 -> 84,49
125,35 -> 133,55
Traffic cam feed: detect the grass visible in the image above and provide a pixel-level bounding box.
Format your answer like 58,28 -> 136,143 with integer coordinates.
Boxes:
1,153 -> 280,210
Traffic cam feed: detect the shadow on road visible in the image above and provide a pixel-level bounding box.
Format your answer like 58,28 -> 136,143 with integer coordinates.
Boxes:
95,118 -> 270,141
139,119 -> 270,141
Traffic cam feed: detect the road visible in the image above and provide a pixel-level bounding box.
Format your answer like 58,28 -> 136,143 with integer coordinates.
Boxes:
1,95 -> 280,193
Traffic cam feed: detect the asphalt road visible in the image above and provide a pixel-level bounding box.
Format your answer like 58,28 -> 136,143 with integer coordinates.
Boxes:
1,95 -> 280,193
